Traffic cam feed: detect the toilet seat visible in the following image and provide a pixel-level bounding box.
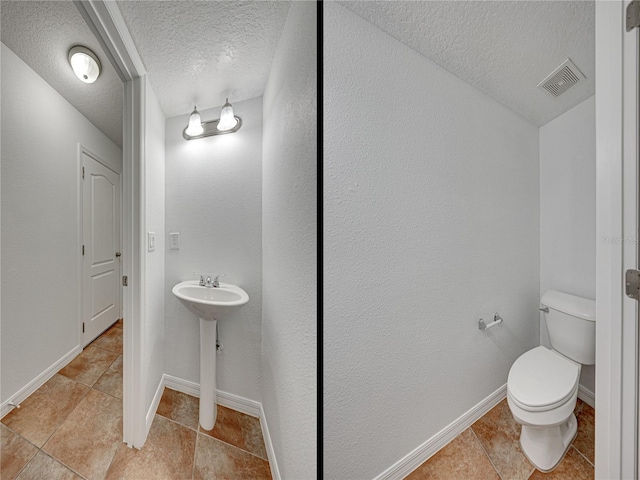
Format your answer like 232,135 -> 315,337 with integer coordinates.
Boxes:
508,346 -> 580,412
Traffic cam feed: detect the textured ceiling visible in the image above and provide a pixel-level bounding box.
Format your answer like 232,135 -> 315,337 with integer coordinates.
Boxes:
1,1 -> 123,147
116,0 -> 291,118
1,0 -> 291,147
338,0 -> 595,127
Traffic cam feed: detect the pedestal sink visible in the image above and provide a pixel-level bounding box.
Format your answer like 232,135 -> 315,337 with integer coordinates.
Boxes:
172,280 -> 249,429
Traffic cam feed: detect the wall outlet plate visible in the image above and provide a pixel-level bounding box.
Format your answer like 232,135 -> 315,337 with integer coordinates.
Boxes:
148,232 -> 155,252
169,232 -> 179,250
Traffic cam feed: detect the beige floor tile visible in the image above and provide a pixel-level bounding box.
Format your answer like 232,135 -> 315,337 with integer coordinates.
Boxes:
115,319 -> 123,329
1,424 -> 38,480
92,326 -> 123,355
43,389 -> 122,480
93,355 -> 123,399
572,401 -> 595,465
157,388 -> 199,431
1,375 -> 89,447
199,405 -> 267,459
105,414 -> 196,480
529,446 -> 594,479
15,451 -> 82,480
58,345 -> 119,387
471,398 -> 535,480
194,433 -> 271,480
406,428 -> 500,480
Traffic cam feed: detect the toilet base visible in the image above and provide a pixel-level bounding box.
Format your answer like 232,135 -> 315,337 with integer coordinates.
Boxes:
519,413 -> 577,472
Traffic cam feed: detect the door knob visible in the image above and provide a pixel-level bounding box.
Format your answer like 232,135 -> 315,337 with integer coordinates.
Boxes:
115,252 -> 121,257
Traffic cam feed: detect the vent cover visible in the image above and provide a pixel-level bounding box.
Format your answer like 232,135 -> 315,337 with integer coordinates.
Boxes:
537,58 -> 586,98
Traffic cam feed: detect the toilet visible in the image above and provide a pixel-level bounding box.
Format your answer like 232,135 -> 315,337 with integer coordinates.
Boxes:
507,290 -> 595,472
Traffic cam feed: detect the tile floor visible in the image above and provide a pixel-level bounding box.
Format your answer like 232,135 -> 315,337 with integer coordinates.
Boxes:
1,320 -> 271,480
406,398 -> 595,480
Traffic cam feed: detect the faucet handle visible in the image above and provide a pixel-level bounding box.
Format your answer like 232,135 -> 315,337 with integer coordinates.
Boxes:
193,272 -> 205,286
213,274 -> 225,287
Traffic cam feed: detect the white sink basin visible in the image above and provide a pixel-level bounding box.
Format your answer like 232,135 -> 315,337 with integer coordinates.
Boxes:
172,280 -> 249,320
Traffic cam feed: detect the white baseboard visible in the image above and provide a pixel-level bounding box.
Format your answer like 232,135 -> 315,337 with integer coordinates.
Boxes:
164,374 -> 199,397
259,403 -> 281,480
0,345 -> 82,419
146,375 -> 166,435
578,384 -> 595,409
374,383 -> 507,480
162,374 -> 261,418
217,390 -> 261,418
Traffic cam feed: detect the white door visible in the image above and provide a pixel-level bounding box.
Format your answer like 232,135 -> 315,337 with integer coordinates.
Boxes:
82,152 -> 121,346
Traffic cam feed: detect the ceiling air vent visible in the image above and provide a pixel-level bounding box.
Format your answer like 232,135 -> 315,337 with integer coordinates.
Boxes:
537,58 -> 585,98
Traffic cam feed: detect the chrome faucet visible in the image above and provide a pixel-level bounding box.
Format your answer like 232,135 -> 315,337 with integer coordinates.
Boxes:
195,273 -> 225,288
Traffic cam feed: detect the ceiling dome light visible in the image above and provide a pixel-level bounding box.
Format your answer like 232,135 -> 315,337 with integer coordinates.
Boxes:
217,98 -> 238,131
68,46 -> 101,83
185,106 -> 204,136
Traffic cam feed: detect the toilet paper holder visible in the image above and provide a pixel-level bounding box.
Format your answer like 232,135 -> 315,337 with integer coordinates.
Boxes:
479,313 -> 503,330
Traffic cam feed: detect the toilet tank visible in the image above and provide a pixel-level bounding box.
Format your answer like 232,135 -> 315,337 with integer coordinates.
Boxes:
541,290 -> 596,365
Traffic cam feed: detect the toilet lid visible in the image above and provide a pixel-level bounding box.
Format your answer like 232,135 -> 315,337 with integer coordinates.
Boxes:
508,346 -> 579,410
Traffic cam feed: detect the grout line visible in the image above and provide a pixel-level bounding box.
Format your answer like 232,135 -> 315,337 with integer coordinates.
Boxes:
526,466 -> 536,479
191,425 -> 200,480
155,411 -> 199,433
196,430 -> 271,463
80,333 -> 121,357
571,444 -> 595,468
0,423 -> 39,449
38,379 -> 91,450
469,426 -> 504,480
88,387 -> 122,403
89,342 -> 123,356
8,442 -> 39,480
39,449 -> 88,480
91,384 -> 123,401
91,356 -> 122,391
15,359 -> 101,455
101,438 -> 123,480
12,460 -> 33,480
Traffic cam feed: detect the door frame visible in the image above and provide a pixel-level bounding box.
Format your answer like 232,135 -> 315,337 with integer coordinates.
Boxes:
78,144 -> 122,348
595,1 -> 639,477
74,0 -> 148,448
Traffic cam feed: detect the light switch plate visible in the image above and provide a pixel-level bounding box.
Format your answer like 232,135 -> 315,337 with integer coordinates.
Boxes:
148,232 -> 155,252
169,232 -> 179,250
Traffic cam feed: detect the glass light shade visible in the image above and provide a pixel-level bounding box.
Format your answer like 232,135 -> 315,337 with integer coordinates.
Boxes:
185,107 -> 204,136
68,46 -> 101,83
217,99 -> 238,131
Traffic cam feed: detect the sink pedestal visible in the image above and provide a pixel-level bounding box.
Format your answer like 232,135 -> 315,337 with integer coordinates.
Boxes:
199,317 -> 217,430
171,280 -> 249,431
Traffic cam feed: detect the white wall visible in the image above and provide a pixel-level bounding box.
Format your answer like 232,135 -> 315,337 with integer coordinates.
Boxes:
1,43 -> 122,403
164,97 -> 262,401
143,78 -> 166,412
539,95 -> 596,393
324,4 -> 540,478
261,1 -> 317,478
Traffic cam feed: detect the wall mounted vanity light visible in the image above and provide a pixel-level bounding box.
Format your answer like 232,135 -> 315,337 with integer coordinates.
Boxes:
68,46 -> 101,83
183,99 -> 242,140
185,107 -> 204,136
